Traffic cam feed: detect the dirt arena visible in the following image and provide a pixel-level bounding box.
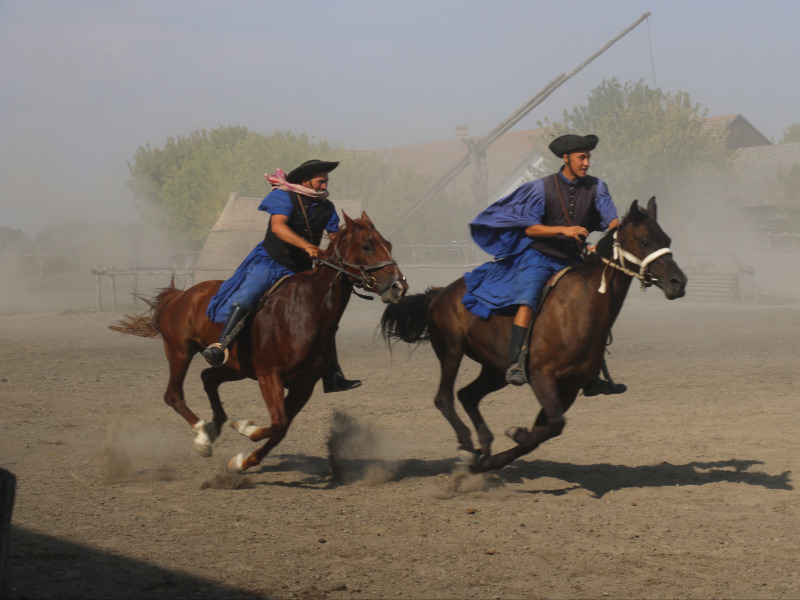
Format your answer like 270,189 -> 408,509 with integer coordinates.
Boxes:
2,269 -> 800,599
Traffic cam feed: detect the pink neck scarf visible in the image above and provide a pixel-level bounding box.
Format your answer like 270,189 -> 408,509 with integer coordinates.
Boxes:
265,168 -> 329,199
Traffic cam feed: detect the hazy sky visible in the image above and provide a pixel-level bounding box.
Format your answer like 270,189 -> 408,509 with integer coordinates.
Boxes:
1,0 -> 798,235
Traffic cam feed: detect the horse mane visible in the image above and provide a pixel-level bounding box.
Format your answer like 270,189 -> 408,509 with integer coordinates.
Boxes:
570,204 -> 643,281
320,214 -> 374,261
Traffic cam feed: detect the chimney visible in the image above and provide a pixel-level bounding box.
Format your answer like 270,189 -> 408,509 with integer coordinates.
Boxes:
455,124 -> 470,141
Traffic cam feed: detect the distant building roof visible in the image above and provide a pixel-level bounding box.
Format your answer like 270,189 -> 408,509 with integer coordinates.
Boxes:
732,141 -> 800,208
703,114 -> 771,149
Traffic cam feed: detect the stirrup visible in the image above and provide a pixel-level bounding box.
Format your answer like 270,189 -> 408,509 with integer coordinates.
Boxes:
505,363 -> 527,386
201,343 -> 229,367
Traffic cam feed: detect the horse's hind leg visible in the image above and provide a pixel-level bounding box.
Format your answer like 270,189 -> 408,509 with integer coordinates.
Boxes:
457,366 -> 506,462
162,344 -> 217,458
431,343 -> 475,461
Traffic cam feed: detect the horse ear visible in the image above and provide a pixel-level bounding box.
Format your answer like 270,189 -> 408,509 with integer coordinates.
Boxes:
647,196 -> 657,221
361,211 -> 374,227
342,210 -> 355,228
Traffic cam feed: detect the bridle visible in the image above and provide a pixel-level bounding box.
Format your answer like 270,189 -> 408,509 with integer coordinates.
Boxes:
315,231 -> 406,301
588,227 -> 673,293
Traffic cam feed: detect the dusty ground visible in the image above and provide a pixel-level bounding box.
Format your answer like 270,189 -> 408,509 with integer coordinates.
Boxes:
2,270 -> 800,599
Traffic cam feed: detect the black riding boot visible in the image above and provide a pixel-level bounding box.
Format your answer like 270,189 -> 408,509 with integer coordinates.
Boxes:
322,343 -> 362,393
583,360 -> 627,396
201,303 -> 249,367
505,324 -> 529,386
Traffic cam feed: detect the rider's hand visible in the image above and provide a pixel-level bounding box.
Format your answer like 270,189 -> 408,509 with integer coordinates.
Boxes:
564,226 -> 589,243
303,244 -> 321,258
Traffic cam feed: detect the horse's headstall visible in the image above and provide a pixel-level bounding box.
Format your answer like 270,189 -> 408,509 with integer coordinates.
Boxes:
316,242 -> 401,295
591,230 -> 673,293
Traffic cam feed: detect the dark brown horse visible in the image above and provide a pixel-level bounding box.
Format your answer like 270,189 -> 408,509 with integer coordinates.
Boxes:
381,198 -> 687,472
112,212 -> 407,473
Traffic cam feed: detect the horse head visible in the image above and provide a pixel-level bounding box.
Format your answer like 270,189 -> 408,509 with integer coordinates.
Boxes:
324,211 -> 408,303
613,197 -> 687,300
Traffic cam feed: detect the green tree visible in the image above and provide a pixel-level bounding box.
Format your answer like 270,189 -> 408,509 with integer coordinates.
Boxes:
530,78 -> 734,220
127,126 -> 432,248
779,123 -> 800,144
128,126 -> 334,247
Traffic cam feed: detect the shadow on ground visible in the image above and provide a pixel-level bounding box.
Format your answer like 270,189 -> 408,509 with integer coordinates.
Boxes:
498,458 -> 791,498
6,526 -> 272,600
252,454 -> 791,499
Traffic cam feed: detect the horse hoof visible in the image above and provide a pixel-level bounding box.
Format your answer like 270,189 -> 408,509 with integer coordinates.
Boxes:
457,448 -> 478,466
231,419 -> 258,439
505,427 -> 524,442
226,452 -> 247,473
192,420 -> 216,458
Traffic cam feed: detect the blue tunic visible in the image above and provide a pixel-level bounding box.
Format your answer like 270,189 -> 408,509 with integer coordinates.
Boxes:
462,173 -> 618,318
206,189 -> 340,323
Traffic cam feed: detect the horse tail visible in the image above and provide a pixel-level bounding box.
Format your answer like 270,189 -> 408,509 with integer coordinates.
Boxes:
380,287 -> 442,345
108,278 -> 184,339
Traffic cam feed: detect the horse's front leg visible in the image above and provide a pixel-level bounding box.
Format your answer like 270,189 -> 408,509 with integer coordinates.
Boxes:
475,375 -> 567,472
201,366 -> 245,438
227,375 -> 314,473
457,366 -> 506,463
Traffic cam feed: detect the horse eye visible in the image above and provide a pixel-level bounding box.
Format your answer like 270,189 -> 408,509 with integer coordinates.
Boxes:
641,237 -> 650,247
361,243 -> 372,253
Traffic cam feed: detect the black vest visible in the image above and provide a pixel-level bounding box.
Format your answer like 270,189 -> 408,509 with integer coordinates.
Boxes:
262,192 -> 334,271
529,173 -> 601,259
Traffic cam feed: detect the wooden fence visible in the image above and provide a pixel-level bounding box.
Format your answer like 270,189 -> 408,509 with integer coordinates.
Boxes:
91,267 -> 194,312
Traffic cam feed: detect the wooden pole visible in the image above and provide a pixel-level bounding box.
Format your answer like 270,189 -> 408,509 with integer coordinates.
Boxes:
111,274 -> 117,313
95,270 -> 102,311
385,11 -> 652,237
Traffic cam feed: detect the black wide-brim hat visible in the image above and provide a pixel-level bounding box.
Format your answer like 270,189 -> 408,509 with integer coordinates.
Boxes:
286,159 -> 340,183
548,134 -> 599,157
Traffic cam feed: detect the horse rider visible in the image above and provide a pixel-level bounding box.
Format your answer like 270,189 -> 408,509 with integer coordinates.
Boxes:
461,133 -> 626,394
202,159 -> 361,393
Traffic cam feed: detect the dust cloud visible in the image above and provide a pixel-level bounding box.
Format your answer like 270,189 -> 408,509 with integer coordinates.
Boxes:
100,419 -> 174,483
326,410 -> 409,486
0,222 -> 190,315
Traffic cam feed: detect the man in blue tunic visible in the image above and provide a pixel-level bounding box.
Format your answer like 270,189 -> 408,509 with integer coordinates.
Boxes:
462,134 -> 625,392
201,159 -> 361,393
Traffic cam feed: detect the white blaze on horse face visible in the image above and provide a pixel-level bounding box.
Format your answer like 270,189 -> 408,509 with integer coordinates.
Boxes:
192,420 -> 216,458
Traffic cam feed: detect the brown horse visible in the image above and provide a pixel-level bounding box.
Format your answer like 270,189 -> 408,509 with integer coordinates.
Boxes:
381,197 -> 687,473
112,212 -> 407,473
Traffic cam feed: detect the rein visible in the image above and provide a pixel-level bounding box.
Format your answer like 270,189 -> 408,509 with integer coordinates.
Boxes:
588,229 -> 673,293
